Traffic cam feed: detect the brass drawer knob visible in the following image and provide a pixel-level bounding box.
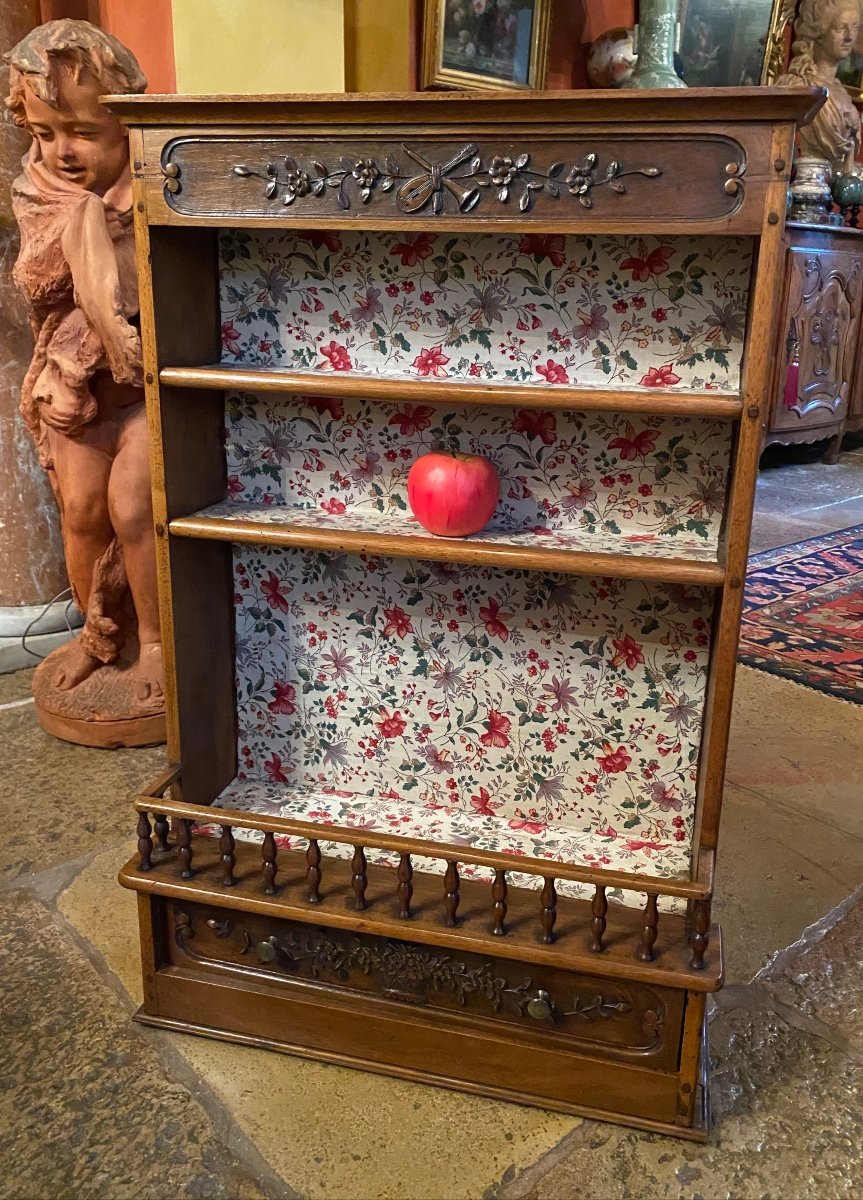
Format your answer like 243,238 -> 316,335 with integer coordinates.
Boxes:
255,938 -> 277,963
526,990 -> 555,1021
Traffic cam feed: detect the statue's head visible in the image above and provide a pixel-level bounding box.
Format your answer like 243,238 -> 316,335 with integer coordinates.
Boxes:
794,0 -> 862,67
4,19 -> 146,195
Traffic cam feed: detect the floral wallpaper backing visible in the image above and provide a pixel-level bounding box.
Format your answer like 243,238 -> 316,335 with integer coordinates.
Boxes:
219,229 -> 753,390
209,229 -> 732,905
216,546 -> 712,902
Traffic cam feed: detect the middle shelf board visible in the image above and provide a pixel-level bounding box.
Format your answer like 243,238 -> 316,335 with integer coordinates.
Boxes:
169,503 -> 725,585
159,364 -> 744,419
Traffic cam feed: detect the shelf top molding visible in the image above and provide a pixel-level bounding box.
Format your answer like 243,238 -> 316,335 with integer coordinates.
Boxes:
160,364 -> 744,419
116,87 -> 821,234
105,87 -> 825,129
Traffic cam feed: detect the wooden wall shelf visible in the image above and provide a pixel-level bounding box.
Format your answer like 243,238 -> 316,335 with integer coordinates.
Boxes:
112,87 -> 818,1139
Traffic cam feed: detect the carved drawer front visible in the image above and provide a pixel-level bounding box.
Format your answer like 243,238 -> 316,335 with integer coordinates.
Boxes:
168,902 -> 684,1071
773,247 -> 863,432
144,130 -> 754,227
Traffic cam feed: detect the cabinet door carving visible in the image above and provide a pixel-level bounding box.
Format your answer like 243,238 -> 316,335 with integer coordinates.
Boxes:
775,250 -> 861,432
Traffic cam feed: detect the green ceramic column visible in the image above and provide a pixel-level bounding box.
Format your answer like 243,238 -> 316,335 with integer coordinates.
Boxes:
623,0 -> 686,89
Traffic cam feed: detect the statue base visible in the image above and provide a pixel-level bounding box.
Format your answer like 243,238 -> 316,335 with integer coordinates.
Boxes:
33,637 -> 166,749
35,704 -> 166,748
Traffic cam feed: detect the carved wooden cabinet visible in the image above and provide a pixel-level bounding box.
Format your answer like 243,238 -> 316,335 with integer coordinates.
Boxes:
109,88 -> 819,1139
766,223 -> 863,456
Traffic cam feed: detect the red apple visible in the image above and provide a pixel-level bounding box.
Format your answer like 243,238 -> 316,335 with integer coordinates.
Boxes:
407,450 -> 499,537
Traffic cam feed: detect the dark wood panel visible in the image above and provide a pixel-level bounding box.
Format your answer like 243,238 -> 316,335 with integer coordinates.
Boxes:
149,968 -> 683,1124
154,133 -> 750,225
769,245 -> 862,436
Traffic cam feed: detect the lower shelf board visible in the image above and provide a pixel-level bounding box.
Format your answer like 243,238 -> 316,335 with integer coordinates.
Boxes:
207,777 -> 696,911
121,840 -> 723,990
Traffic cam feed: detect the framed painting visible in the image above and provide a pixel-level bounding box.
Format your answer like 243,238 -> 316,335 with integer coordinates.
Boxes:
679,0 -> 795,87
837,26 -> 863,92
421,0 -> 552,91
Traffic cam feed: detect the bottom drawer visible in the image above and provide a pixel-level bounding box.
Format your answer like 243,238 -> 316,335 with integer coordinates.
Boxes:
165,900 -> 685,1072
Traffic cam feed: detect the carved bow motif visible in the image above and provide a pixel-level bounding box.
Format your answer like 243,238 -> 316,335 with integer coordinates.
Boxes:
231,144 -> 663,215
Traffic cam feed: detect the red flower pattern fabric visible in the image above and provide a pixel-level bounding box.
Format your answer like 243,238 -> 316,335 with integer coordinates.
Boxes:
212,228 -> 742,907
220,229 -> 750,390
319,340 -> 352,371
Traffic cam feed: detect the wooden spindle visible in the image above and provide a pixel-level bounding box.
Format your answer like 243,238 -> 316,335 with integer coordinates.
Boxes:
492,869 -> 508,936
638,893 -> 659,962
590,885 -> 607,953
153,812 -> 170,853
178,818 -> 195,878
444,860 -> 460,927
540,877 -> 557,944
220,825 -> 236,887
351,845 -> 368,911
306,839 -> 322,903
262,831 -> 278,895
690,899 -> 710,970
397,852 -> 413,918
136,811 -> 153,872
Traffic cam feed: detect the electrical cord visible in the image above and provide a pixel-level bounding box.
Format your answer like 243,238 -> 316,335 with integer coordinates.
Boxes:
20,587 -> 78,660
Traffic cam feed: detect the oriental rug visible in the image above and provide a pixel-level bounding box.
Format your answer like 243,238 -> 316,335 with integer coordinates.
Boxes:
739,525 -> 863,703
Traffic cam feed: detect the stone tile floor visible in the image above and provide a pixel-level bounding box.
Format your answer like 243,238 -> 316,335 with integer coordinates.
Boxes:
1,442 -> 862,1200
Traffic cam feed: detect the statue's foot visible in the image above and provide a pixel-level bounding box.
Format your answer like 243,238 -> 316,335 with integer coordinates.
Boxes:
130,641 -> 165,708
53,636 -> 102,690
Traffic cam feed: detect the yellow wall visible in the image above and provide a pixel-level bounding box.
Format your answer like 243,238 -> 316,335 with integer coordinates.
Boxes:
344,0 -> 414,91
171,0 -> 346,94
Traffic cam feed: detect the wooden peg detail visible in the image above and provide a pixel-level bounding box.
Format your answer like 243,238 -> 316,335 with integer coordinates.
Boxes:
444,860 -> 460,927
638,893 -> 659,962
590,884 -> 608,953
397,852 -> 413,918
220,825 -> 236,887
153,812 -> 170,853
351,845 -> 368,911
492,869 -> 508,936
306,839 -> 322,903
178,818 -> 195,878
136,811 -> 153,872
540,877 -> 557,944
690,899 -> 710,969
262,831 -> 278,895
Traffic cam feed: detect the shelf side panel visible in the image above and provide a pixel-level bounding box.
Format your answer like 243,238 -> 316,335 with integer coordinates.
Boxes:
148,225 -> 236,803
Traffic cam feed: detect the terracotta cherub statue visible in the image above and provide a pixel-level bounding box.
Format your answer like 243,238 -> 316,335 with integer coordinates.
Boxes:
4,20 -> 164,746
777,0 -> 862,169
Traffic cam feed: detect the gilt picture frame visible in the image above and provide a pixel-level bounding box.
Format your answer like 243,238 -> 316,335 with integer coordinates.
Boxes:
679,0 -> 796,87
421,0 -> 552,92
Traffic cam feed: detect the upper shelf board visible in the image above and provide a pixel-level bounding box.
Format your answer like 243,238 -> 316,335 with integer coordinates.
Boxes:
159,364 -> 744,419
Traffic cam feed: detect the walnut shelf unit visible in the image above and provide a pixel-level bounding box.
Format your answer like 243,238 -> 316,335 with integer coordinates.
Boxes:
112,88 -> 821,1140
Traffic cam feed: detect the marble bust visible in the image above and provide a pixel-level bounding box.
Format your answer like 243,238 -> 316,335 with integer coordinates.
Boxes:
777,0 -> 862,169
